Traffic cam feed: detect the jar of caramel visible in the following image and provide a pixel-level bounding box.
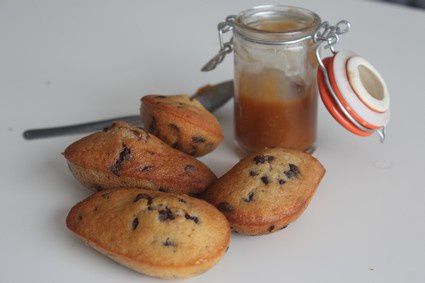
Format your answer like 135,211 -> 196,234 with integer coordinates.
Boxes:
233,6 -> 321,152
203,5 -> 390,151
204,5 -> 321,152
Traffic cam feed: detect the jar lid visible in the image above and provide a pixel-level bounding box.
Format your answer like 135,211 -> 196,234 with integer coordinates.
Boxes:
317,51 -> 390,137
312,20 -> 390,141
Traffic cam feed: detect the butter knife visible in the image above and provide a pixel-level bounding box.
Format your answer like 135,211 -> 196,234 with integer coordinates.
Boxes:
23,80 -> 233,140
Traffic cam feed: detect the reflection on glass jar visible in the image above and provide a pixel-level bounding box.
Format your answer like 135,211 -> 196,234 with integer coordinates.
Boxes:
233,5 -> 321,152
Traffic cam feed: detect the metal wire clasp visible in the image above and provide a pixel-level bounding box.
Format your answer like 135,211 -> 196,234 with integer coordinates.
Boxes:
314,20 -> 350,52
201,15 -> 236,72
313,20 -> 387,142
313,20 -> 351,73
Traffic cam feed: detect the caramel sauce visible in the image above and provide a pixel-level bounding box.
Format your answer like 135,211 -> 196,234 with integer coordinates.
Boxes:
235,69 -> 317,151
251,20 -> 305,32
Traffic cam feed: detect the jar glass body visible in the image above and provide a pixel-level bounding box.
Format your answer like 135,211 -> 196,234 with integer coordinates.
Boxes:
233,6 -> 321,152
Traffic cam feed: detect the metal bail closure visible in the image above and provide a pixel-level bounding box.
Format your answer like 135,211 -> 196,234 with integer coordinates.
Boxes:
314,21 -> 390,142
201,15 -> 236,72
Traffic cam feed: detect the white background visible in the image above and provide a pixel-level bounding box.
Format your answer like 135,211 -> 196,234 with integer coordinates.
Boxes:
1,0 -> 424,282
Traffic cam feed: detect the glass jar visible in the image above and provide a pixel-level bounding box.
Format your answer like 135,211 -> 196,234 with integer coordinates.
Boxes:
232,6 -> 321,152
203,5 -> 390,148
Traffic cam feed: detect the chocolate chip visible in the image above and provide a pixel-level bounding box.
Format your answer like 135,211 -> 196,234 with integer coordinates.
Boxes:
261,175 -> 269,185
243,192 -> 254,203
163,238 -> 176,247
278,179 -> 286,185
110,161 -> 124,176
253,155 -> 275,164
140,165 -> 153,172
268,225 -> 275,232
284,164 -> 300,179
156,95 -> 166,99
280,225 -> 288,230
171,142 -> 181,149
225,246 -> 229,252
148,116 -> 157,132
132,217 -> 139,230
249,170 -> 259,176
102,126 -> 110,132
110,145 -> 131,176
185,213 -> 200,224
121,147 -> 131,160
93,185 -> 103,191
133,193 -> 153,205
253,156 -> 265,164
189,146 -> 197,156
158,207 -> 175,221
188,192 -> 203,198
168,123 -> 180,133
192,136 -> 206,143
184,164 -> 196,174
178,198 -> 186,203
218,202 -> 233,213
158,187 -> 168,192
78,215 -> 83,221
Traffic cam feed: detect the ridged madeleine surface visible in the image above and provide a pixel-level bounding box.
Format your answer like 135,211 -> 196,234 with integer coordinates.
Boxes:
64,121 -> 216,194
205,148 -> 325,235
141,94 -> 223,157
67,188 -> 230,279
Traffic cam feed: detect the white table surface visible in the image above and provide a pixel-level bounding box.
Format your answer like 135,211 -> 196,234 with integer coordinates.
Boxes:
1,0 -> 424,282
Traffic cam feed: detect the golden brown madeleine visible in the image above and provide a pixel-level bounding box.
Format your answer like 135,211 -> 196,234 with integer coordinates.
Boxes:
66,188 -> 231,279
141,94 -> 223,157
204,148 -> 325,235
63,121 -> 216,194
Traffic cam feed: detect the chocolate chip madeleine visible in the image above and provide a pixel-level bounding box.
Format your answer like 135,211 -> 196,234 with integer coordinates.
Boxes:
141,94 -> 223,157
66,188 -> 231,279
63,121 -> 216,194
204,148 -> 325,235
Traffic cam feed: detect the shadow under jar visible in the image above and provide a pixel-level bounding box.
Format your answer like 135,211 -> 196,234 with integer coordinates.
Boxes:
233,6 -> 321,152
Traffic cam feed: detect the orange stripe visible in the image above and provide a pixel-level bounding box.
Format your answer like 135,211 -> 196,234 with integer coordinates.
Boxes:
329,56 -> 380,130
318,57 -> 371,137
